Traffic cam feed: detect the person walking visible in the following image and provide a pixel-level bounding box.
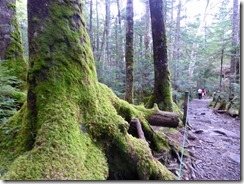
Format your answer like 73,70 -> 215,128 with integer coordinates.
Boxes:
202,89 -> 206,98
198,88 -> 202,99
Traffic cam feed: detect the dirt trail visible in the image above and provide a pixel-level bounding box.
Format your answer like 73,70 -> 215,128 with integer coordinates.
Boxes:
184,98 -> 241,180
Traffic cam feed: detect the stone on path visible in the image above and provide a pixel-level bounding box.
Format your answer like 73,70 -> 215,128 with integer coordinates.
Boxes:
223,152 -> 240,164
211,128 -> 239,138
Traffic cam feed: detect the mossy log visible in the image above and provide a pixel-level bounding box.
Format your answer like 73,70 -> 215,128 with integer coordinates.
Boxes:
214,99 -> 226,110
213,94 -> 239,117
226,96 -> 239,117
147,111 -> 179,128
0,0 -> 176,180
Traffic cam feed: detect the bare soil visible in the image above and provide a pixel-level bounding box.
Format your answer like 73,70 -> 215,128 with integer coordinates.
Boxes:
160,98 -> 241,180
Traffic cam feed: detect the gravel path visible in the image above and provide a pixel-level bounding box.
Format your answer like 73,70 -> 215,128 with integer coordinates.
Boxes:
185,98 -> 241,180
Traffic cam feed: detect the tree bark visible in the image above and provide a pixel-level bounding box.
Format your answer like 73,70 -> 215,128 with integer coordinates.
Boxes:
147,0 -> 174,112
129,118 -> 146,140
0,0 -> 27,83
173,0 -> 181,89
105,0 -> 111,64
220,48 -> 224,89
125,0 -> 134,103
141,0 -> 151,98
89,0 -> 94,51
96,0 -> 99,52
230,0 -> 239,83
0,0 -> 176,180
147,112 -> 179,128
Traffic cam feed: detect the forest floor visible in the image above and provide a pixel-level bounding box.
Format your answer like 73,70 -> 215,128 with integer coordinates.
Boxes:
156,98 -> 241,181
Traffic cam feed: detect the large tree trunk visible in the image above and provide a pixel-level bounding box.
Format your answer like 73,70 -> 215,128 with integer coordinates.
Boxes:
0,0 -> 27,84
125,0 -> 134,103
0,0 -> 176,180
147,0 -> 174,112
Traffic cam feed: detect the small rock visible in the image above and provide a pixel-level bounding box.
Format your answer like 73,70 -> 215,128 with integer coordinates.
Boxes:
194,129 -> 205,134
188,132 -> 197,140
195,160 -> 203,165
223,152 -> 240,164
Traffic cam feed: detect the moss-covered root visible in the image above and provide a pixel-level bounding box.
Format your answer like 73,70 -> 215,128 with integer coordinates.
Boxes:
112,134 -> 176,180
1,99 -> 109,180
146,95 -> 183,119
99,83 -> 170,152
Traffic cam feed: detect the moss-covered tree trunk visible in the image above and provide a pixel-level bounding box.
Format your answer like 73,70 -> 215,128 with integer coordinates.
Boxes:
125,0 -> 134,103
0,0 -> 176,180
147,0 -> 174,112
0,0 -> 27,84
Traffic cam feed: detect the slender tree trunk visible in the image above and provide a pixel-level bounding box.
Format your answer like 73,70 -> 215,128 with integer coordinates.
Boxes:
96,0 -> 99,52
142,0 -> 151,98
116,0 -> 124,69
105,0 -> 111,64
230,0 -> 239,83
148,0 -> 174,111
188,0 -> 210,78
89,0 -> 94,51
144,0 -> 150,62
173,0 -> 181,89
97,0 -> 110,66
125,0 -> 134,103
220,48 -> 224,90
169,0 -> 174,63
115,17 -> 119,64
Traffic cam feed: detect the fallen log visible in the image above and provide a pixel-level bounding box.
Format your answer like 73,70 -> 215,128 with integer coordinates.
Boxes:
214,109 -> 226,114
147,111 -> 179,128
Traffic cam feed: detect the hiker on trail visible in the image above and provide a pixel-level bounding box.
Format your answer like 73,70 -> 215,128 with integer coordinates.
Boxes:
198,88 -> 202,99
202,89 -> 206,98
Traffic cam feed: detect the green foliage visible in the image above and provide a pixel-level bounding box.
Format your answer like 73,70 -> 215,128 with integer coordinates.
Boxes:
0,66 -> 26,124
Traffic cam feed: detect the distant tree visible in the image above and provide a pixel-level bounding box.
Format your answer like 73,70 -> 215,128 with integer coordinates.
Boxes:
147,0 -> 174,111
172,0 -> 181,90
230,0 -> 239,83
89,0 -> 94,50
125,0 -> 134,103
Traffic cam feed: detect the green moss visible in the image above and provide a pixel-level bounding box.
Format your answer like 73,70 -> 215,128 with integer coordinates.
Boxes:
1,95 -> 109,180
1,1 -> 176,180
3,6 -> 27,88
0,103 -> 27,176
110,134 -> 176,180
208,101 -> 215,107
